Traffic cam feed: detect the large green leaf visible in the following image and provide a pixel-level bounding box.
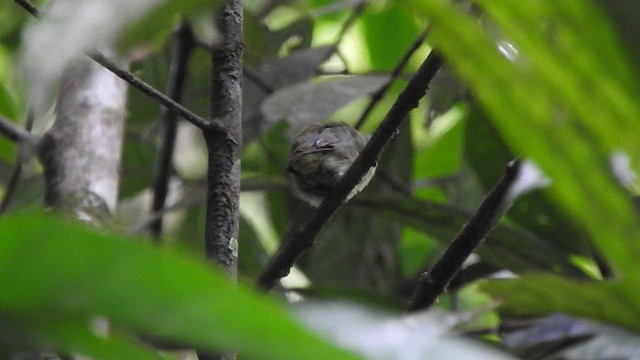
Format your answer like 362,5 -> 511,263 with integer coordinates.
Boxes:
482,275 -> 640,333
0,211 -> 358,360
406,0 -> 640,277
465,106 -> 590,256
362,3 -> 420,71
404,0 -> 640,331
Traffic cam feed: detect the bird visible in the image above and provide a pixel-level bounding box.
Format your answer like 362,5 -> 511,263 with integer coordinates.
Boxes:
287,122 -> 376,207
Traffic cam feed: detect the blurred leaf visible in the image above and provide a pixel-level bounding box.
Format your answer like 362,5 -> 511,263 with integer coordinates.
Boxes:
481,274 -> 640,333
399,227 -> 437,277
362,3 -> 420,70
261,75 -> 389,131
271,16 -> 314,54
245,15 -> 315,64
0,137 -> 16,165
415,105 -> 465,180
0,314 -> 165,360
597,1 -> 640,75
425,67 -> 467,123
127,54 -> 168,132
120,133 -> 156,198
0,211 -> 359,360
302,204 -> 400,291
244,46 -> 333,142
238,215 -> 269,279
408,0 -> 640,277
465,106 -> 590,256
117,0 -> 221,51
294,301 -> 517,360
258,46 -> 334,89
353,197 -> 584,277
501,313 -> 640,360
0,81 -> 19,120
21,0 -> 159,112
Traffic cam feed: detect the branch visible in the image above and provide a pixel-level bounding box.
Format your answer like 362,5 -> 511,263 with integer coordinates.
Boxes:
13,0 -> 229,137
355,27 -> 429,130
256,50 -> 444,290
203,0 -> 243,274
39,55 -> 129,219
0,115 -> 36,144
149,22 -> 195,239
0,112 -> 35,214
407,159 -> 521,312
199,0 -> 243,359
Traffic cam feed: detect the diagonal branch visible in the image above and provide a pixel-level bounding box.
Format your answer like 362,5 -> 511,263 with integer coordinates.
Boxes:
256,50 -> 444,290
0,115 -> 36,144
407,159 -> 521,312
13,0 -> 229,137
149,22 -> 195,239
355,27 -> 429,130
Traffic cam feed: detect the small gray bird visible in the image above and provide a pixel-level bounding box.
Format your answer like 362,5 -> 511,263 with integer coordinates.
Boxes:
287,122 -> 376,207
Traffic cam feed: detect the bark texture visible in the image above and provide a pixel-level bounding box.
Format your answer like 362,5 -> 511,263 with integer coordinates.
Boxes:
204,1 -> 243,277
39,54 -> 128,221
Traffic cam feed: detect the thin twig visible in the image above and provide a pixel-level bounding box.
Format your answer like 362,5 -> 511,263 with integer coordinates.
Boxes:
149,22 -> 195,239
13,0 -> 229,137
243,65 -> 274,94
0,115 -> 36,144
256,50 -> 444,290
332,1 -> 367,48
355,27 -> 429,130
322,1 -> 368,72
407,159 -> 521,312
128,178 -> 288,235
0,111 -> 35,214
14,0 -> 37,16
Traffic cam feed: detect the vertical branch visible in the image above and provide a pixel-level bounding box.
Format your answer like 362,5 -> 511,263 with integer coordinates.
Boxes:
149,22 -> 195,239
204,0 -> 243,275
39,52 -> 128,222
200,1 -> 242,359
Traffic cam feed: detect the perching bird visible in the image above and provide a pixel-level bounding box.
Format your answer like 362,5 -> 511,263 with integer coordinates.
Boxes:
287,122 -> 376,207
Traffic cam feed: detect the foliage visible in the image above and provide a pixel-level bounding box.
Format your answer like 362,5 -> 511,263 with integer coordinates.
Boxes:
2,0 -> 640,359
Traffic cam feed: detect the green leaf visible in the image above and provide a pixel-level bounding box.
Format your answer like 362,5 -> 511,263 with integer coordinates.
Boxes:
353,197 -> 584,277
0,314 -> 165,360
464,106 -> 590,256
362,3 -> 420,70
0,211 -> 359,360
261,75 -> 389,130
481,275 -> 640,333
117,0 -> 221,51
406,0 -> 640,277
